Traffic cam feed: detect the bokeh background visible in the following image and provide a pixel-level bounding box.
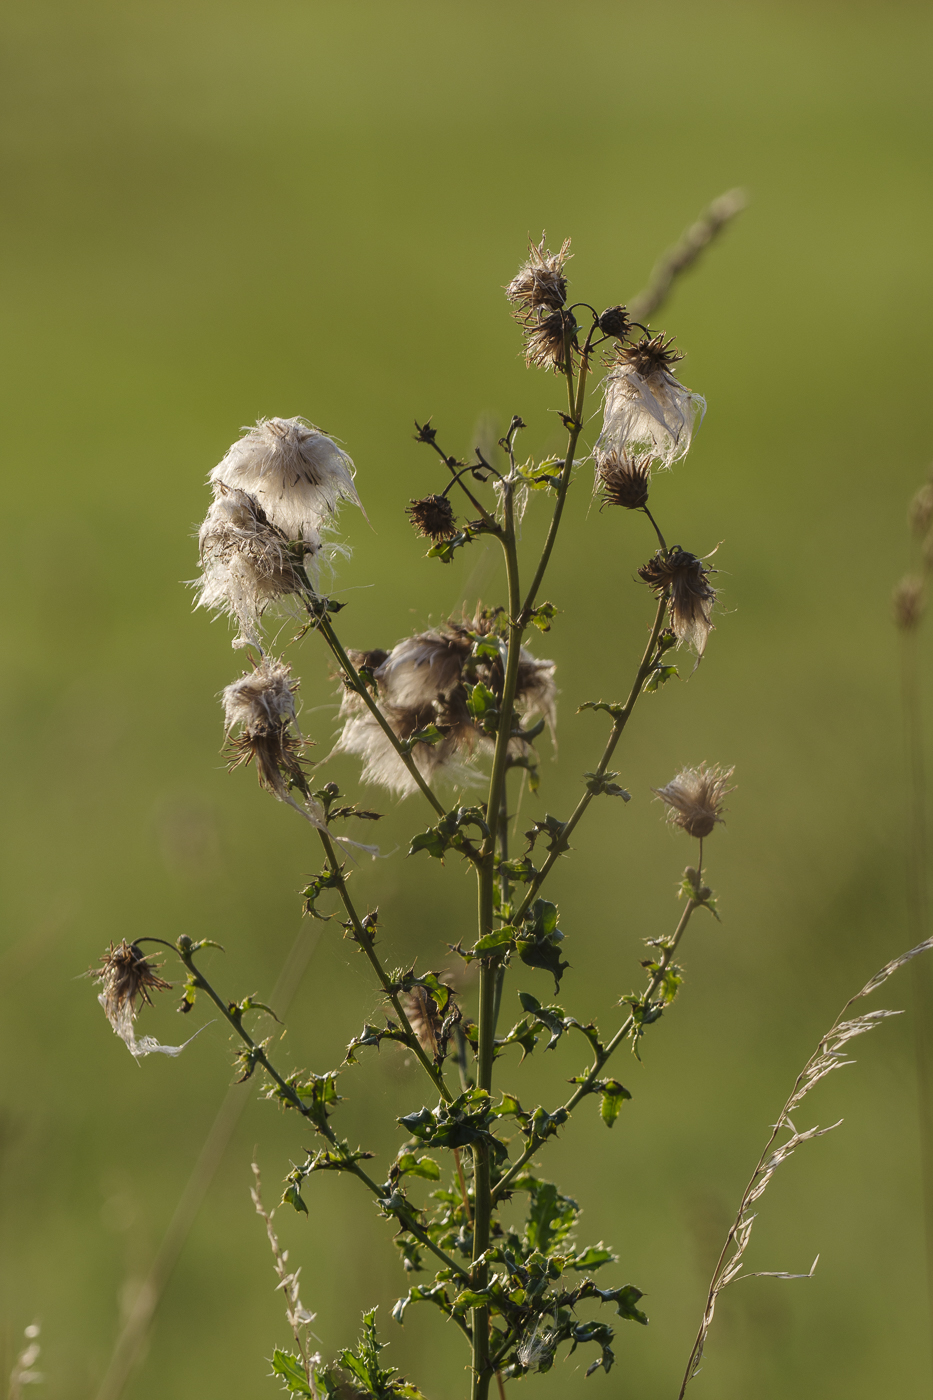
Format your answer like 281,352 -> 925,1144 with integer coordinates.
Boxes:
3,1 -> 933,1397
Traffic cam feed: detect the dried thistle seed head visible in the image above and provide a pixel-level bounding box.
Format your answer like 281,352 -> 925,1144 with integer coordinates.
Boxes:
226,722 -> 311,798
222,656 -> 299,733
334,623 -> 557,793
598,304 -> 632,340
598,333 -> 705,468
909,482 -> 933,537
506,235 -> 572,313
654,762 -> 735,839
92,940 -> 171,1044
523,309 -> 578,372
638,546 -> 716,655
893,575 -> 924,630
406,493 -> 457,542
195,486 -> 315,650
619,332 -> 684,377
222,657 -> 311,799
209,416 -> 363,542
596,450 -> 650,510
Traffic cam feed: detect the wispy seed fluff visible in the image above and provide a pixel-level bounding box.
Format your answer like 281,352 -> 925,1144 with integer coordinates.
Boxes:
638,546 -> 717,656
209,416 -> 363,543
654,762 -> 735,839
598,334 -> 705,469
90,940 -> 201,1059
506,235 -> 572,313
195,486 -> 315,649
334,624 -> 557,796
222,657 -> 309,802
223,658 -> 378,854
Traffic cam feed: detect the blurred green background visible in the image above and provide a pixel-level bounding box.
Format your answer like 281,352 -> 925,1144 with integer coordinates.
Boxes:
3,0 -> 933,1396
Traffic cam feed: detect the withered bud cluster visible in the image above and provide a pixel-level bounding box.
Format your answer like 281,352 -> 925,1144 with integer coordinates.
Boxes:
406,493 -> 457,542
506,236 -> 577,373
638,547 -> 716,655
222,657 -> 310,801
654,763 -> 735,839
596,450 -> 651,510
336,615 -> 556,795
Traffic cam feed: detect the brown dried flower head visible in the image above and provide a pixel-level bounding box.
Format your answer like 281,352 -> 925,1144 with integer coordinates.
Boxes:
654,762 -> 735,839
406,493 -> 457,542
617,332 -> 684,378
93,940 -> 172,1029
597,305 -> 632,341
506,235 -> 572,313
893,575 -> 924,630
523,309 -> 578,373
596,450 -> 650,510
638,546 -> 717,655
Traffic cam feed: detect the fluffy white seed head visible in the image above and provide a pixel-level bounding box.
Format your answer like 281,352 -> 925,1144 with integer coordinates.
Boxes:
653,762 -> 735,839
195,487 -> 318,650
333,627 -> 556,795
221,656 -> 299,736
598,337 -> 705,469
209,417 -> 363,542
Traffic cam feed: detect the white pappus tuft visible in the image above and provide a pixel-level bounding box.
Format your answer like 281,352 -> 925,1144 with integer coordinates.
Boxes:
209,416 -> 363,543
597,335 -> 705,470
195,486 -> 320,650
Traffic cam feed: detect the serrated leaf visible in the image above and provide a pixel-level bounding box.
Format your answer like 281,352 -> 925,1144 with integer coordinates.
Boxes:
472,927 -> 516,955
396,1153 -> 441,1180
643,664 -> 679,694
271,1349 -> 315,1395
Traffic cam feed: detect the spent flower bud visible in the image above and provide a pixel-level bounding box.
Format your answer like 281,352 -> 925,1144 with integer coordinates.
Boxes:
597,305 -> 632,340
596,450 -> 650,510
654,762 -> 735,839
406,494 -> 457,542
638,546 -> 717,655
523,309 -> 578,373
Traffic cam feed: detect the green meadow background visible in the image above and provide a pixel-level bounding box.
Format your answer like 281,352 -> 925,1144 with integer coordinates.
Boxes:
3,1 -> 933,1396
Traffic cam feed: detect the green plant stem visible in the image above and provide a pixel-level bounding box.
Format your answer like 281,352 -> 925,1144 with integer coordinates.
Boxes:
316,829 -> 452,1104
511,591 -> 671,928
518,333 -> 592,627
492,893 -> 699,1202
311,609 -> 450,824
176,945 -> 467,1281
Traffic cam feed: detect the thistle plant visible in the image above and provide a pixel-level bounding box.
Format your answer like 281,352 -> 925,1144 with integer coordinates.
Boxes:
88,217 -> 745,1398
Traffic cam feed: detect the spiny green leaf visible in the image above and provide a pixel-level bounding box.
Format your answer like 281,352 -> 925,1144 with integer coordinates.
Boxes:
271,1349 -> 315,1395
